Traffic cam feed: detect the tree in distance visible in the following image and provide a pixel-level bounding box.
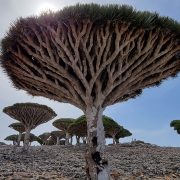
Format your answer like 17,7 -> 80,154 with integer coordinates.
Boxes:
170,120 -> 180,134
4,134 -> 19,145
51,130 -> 66,145
103,116 -> 123,144
68,116 -> 87,145
53,118 -> 75,145
9,122 -> 25,146
38,132 -> 51,145
69,115 -> 131,145
1,4 -> 180,179
3,103 -> 56,150
4,133 -> 41,145
114,128 -> 132,144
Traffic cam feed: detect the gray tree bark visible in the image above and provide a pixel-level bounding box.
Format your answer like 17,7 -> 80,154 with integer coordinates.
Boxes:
17,132 -> 22,146
65,132 -> 70,145
85,107 -> 110,180
112,135 -> 116,145
23,128 -> 31,151
70,136 -> 73,145
76,136 -> 80,145
115,138 -> 119,144
56,137 -> 60,145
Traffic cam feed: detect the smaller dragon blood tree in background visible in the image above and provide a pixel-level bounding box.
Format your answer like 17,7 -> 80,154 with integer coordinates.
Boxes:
51,130 -> 66,145
53,118 -> 75,145
4,134 -> 19,145
9,122 -> 25,146
3,103 -> 57,150
170,120 -> 180,134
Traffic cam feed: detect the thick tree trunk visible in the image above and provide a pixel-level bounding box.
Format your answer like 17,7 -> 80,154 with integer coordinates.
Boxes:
112,135 -> 116,145
115,138 -> 119,144
13,141 -> 17,145
70,136 -> 73,145
65,132 -> 69,145
76,136 -> 80,145
17,132 -> 22,146
85,107 -> 110,180
56,137 -> 60,145
82,137 -> 86,144
23,128 -> 31,151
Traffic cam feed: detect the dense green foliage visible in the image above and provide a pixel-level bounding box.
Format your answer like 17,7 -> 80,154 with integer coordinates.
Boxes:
51,130 -> 65,138
115,128 -> 132,139
115,128 -> 132,144
53,118 -> 75,131
1,3 -> 180,72
68,118 -> 87,137
5,133 -> 40,144
8,122 -> 25,133
170,120 -> 180,134
4,134 -> 18,142
70,115 -> 132,143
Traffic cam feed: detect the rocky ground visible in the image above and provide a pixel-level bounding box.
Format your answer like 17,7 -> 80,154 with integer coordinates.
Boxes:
0,143 -> 180,180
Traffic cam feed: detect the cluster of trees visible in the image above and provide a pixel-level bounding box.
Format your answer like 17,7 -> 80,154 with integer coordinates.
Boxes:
68,115 -> 132,145
1,3 -> 180,179
3,102 -> 132,149
3,103 -> 56,150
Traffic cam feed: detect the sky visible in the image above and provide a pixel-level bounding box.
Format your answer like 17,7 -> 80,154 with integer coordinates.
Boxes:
0,0 -> 180,146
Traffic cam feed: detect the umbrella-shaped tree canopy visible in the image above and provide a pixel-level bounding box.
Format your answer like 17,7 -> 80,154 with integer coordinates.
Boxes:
51,130 -> 66,145
5,133 -> 40,143
1,4 -> 180,179
4,134 -> 18,142
8,122 -> 25,146
51,130 -> 65,138
53,118 -> 75,131
115,128 -> 132,144
170,120 -> 180,134
53,118 -> 75,145
3,103 -> 57,129
3,103 -> 56,150
103,116 -> 121,134
1,4 -> 180,110
9,122 -> 25,133
68,118 -> 87,138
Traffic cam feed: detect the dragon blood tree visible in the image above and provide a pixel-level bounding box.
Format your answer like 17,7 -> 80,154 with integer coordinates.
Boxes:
114,128 -> 132,144
38,132 -> 51,145
103,116 -> 122,144
53,118 -> 75,145
3,103 -> 56,150
170,120 -> 180,134
71,115 -> 129,145
1,4 -> 180,179
51,130 -> 65,145
9,122 -> 25,146
4,134 -> 18,145
21,133 -> 41,145
68,117 -> 87,145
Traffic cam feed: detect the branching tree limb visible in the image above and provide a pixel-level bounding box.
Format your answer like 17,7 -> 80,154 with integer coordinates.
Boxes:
1,4 -> 180,179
